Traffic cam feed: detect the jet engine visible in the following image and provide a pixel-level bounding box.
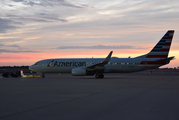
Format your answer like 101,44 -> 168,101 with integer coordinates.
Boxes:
71,68 -> 86,76
71,68 -> 96,76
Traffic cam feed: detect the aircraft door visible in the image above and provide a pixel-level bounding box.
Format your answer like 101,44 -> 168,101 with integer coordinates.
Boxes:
42,61 -> 46,68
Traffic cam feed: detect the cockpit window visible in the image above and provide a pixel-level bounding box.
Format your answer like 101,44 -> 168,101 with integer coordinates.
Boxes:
34,62 -> 39,65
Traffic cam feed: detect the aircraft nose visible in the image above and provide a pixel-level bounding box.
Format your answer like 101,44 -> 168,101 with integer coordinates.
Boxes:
29,65 -> 34,71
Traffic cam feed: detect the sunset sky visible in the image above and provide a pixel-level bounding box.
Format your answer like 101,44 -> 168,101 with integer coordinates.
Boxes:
0,0 -> 179,68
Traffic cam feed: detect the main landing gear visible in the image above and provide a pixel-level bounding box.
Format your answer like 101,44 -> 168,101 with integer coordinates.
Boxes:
95,73 -> 104,79
42,73 -> 45,78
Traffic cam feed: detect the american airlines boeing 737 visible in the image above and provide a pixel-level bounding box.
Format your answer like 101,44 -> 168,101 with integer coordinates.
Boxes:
29,30 -> 175,78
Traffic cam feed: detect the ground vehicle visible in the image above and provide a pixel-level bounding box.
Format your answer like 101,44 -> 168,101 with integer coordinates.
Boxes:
2,72 -> 19,78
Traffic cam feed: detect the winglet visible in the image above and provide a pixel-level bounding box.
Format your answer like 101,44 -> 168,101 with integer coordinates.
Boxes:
103,51 -> 113,64
86,51 -> 113,70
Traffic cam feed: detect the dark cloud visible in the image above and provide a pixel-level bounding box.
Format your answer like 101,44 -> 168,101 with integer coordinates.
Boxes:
0,49 -> 39,53
0,18 -> 17,33
55,45 -> 144,49
11,0 -> 23,2
39,16 -> 68,22
11,0 -> 86,8
0,43 -> 39,53
0,44 -> 4,47
0,43 -> 20,48
0,43 -> 38,53
6,13 -> 68,23
18,17 -> 67,23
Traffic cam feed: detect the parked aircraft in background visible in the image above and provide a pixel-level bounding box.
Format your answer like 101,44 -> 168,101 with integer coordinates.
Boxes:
29,30 -> 175,78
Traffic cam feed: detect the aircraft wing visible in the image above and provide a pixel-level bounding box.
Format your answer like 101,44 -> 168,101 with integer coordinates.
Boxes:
86,51 -> 113,71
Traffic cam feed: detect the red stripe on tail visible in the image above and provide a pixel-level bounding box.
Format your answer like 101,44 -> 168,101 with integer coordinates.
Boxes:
164,42 -> 171,46
160,48 -> 170,52
146,55 -> 168,58
167,36 -> 173,39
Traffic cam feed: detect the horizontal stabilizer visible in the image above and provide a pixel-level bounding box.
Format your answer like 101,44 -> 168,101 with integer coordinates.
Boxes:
156,56 -> 175,63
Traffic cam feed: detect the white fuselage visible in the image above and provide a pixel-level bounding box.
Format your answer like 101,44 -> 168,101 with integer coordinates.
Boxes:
29,57 -> 164,74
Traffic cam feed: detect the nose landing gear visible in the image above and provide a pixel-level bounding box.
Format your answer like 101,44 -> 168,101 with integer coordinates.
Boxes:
42,73 -> 45,78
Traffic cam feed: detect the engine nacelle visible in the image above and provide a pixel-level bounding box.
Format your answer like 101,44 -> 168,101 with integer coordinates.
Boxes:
71,68 -> 86,76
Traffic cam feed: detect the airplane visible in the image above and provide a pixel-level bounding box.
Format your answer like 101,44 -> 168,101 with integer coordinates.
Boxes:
29,30 -> 175,78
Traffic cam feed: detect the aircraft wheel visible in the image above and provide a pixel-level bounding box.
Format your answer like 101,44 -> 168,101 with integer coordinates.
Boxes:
100,74 -> 104,78
95,74 -> 100,79
42,73 -> 45,78
95,73 -> 104,79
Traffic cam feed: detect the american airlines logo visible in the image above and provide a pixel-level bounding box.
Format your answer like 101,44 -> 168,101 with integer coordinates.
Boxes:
47,60 -> 86,67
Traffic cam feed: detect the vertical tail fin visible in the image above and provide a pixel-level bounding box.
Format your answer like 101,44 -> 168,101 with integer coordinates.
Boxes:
136,30 -> 174,58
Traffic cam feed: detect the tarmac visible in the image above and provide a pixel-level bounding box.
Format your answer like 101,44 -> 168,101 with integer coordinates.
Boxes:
0,73 -> 179,120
